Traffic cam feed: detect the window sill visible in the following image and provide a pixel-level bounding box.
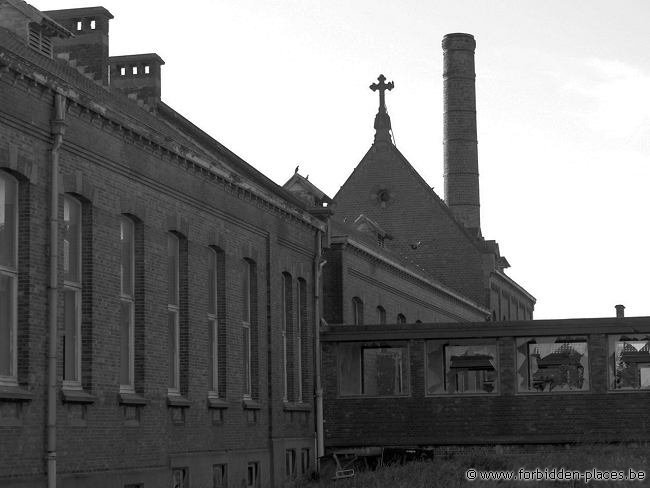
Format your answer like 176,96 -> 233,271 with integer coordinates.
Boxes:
61,388 -> 96,404
283,402 -> 311,412
207,396 -> 229,409
242,398 -> 261,410
119,392 -> 147,406
0,385 -> 33,402
167,394 -> 191,408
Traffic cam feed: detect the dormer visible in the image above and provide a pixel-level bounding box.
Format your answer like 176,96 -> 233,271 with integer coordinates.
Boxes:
283,172 -> 333,208
0,0 -> 71,58
353,214 -> 391,248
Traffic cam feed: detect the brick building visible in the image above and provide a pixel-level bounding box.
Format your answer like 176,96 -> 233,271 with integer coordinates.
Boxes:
0,2 -> 325,487
0,2 -> 541,488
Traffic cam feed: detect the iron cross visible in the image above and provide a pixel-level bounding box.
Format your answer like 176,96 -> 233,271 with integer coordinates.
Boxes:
370,74 -> 394,111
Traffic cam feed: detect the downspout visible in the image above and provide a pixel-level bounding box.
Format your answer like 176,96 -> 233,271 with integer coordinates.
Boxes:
313,229 -> 325,468
48,92 -> 66,488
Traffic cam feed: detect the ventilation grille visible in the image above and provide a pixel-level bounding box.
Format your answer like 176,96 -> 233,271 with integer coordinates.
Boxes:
28,26 -> 53,58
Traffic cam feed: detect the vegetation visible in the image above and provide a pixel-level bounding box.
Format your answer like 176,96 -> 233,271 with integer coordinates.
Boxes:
296,445 -> 650,487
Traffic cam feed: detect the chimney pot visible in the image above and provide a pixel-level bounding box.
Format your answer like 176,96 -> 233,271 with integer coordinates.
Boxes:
615,304 -> 625,318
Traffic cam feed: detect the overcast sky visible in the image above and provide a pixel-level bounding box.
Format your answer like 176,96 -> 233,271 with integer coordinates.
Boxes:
35,0 -> 650,320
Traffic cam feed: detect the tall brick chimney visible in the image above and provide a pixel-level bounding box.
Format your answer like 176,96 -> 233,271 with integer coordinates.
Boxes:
109,53 -> 165,106
44,7 -> 113,86
442,33 -> 480,231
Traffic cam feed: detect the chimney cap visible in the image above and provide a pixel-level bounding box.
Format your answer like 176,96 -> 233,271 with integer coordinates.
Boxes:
442,33 -> 476,51
615,304 -> 625,318
44,7 -> 114,21
109,53 -> 165,66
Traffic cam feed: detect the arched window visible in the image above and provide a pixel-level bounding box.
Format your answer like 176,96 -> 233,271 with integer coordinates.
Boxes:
167,233 -> 180,394
376,306 -> 386,325
397,313 -> 406,324
63,195 -> 82,387
0,171 -> 18,385
119,216 -> 135,392
242,259 -> 257,399
282,272 -> 293,401
208,247 -> 225,397
352,297 -> 364,325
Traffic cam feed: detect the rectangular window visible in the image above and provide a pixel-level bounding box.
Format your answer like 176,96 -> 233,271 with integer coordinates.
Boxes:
212,464 -> 227,488
338,342 -> 410,397
171,467 -> 188,488
608,335 -> 650,390
120,217 -> 135,392
516,337 -> 589,393
168,234 -> 180,394
242,260 -> 252,398
301,448 -> 310,474
0,172 -> 18,385
425,341 -> 497,395
63,196 -> 82,387
285,449 -> 297,479
247,462 -> 259,488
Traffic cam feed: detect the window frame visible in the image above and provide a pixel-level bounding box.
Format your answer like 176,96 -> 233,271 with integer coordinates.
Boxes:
608,334 -> 650,391
296,278 -> 306,403
62,195 -> 82,389
0,171 -> 18,386
376,305 -> 386,325
242,259 -> 253,399
424,340 -> 499,396
167,233 -> 180,395
208,247 -> 220,397
352,296 -> 363,325
515,336 -> 590,394
119,216 -> 135,393
282,272 -> 291,401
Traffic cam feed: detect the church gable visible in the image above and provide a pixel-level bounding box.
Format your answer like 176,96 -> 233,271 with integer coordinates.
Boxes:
333,142 -> 486,304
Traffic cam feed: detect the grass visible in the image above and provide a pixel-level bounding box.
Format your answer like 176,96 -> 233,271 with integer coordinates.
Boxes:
293,444 -> 650,487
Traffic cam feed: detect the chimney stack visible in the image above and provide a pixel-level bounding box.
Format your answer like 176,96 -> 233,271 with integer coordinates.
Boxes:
44,7 -> 113,86
615,304 -> 625,318
109,54 -> 165,107
442,33 -> 480,231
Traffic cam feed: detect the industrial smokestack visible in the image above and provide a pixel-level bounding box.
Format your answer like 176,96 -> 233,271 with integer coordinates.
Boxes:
615,304 -> 625,318
442,33 -> 480,231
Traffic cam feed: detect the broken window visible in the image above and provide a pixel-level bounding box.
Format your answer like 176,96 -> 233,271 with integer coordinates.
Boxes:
608,335 -> 650,390
426,341 -> 497,395
516,337 -> 589,392
338,342 -> 409,396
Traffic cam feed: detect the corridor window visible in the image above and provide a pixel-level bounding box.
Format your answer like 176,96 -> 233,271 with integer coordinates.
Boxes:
608,335 -> 650,390
516,337 -> 589,392
0,171 -> 17,385
425,341 -> 497,395
338,342 -> 409,397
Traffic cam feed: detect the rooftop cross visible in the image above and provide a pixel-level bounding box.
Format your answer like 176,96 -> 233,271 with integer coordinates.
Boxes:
369,74 -> 395,144
370,74 -> 394,112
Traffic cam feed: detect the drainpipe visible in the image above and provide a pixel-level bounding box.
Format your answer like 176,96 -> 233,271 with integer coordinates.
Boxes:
313,229 -> 325,467
48,92 -> 66,488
